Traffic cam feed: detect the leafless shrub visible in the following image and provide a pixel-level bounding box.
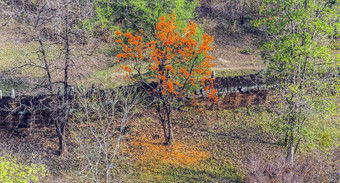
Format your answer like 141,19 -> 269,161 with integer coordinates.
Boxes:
244,153 -> 332,183
200,0 -> 261,25
70,86 -> 143,183
1,0 -> 101,156
1,0 -> 97,92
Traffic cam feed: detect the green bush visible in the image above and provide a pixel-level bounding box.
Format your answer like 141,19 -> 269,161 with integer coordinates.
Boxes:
89,0 -> 199,37
0,154 -> 48,183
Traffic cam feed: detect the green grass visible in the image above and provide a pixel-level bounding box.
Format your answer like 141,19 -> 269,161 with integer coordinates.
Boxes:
133,161 -> 243,183
0,37 -> 60,93
89,66 -> 129,88
0,24 -> 44,74
0,42 -> 36,72
0,24 -> 62,93
88,62 -> 152,88
215,68 -> 260,77
0,77 -> 29,94
301,97 -> 340,151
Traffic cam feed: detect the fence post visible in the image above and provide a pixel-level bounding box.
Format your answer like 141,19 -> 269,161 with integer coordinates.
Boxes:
69,86 -> 74,98
90,84 -> 95,94
195,89 -> 200,95
10,89 -> 15,99
187,90 -> 191,98
211,70 -> 215,79
57,87 -> 63,99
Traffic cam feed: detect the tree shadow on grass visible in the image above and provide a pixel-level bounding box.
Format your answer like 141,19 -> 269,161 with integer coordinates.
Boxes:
179,122 -> 279,146
152,163 -> 244,183
206,130 -> 279,146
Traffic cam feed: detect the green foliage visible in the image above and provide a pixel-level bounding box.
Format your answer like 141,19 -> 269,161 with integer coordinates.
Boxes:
258,0 -> 340,82
301,102 -> 340,152
329,40 -> 340,50
257,0 -> 340,161
239,48 -> 254,55
0,154 -> 48,183
90,0 -> 199,37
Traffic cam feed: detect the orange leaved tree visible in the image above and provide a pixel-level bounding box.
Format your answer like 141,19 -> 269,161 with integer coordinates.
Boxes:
116,14 -> 217,144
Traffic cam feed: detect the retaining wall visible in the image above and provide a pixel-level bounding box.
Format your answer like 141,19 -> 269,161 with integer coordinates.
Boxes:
0,72 -> 273,128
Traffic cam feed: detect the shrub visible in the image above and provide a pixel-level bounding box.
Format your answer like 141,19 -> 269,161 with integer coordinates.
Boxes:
90,0 -> 199,37
70,87 -> 143,183
244,153 -> 331,183
0,154 -> 48,183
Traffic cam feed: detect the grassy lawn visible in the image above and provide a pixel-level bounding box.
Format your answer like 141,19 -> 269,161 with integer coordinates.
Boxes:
214,68 -> 261,77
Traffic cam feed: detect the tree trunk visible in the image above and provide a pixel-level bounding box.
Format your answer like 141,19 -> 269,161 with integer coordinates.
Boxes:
286,144 -> 295,164
167,107 -> 173,144
284,131 -> 288,146
240,0 -> 246,25
37,39 -> 53,91
158,104 -> 169,145
161,118 -> 169,145
58,125 -> 67,157
59,0 -> 70,157
286,130 -> 295,164
105,168 -> 110,183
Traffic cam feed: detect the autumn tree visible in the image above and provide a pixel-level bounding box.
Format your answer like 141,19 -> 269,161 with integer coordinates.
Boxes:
116,14 -> 217,144
257,0 -> 340,163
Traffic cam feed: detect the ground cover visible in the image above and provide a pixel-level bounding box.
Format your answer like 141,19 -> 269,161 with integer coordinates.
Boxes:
0,96 -> 338,182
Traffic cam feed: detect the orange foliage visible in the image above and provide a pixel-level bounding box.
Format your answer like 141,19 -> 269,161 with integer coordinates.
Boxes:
115,13 -> 218,101
126,133 -> 209,171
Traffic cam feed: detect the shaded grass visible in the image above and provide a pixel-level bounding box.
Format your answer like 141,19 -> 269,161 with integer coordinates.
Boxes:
0,76 -> 29,93
133,161 -> 243,183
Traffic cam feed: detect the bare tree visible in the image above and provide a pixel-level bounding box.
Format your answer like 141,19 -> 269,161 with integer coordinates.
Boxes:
0,1 -> 11,30
70,86 -> 143,183
202,0 -> 261,25
1,0 -> 97,156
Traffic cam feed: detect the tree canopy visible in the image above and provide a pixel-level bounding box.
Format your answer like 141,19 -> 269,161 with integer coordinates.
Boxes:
257,0 -> 340,163
91,0 -> 199,37
115,13 -> 217,144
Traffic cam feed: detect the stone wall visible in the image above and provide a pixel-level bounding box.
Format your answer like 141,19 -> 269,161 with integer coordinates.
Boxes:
0,72 -> 271,128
